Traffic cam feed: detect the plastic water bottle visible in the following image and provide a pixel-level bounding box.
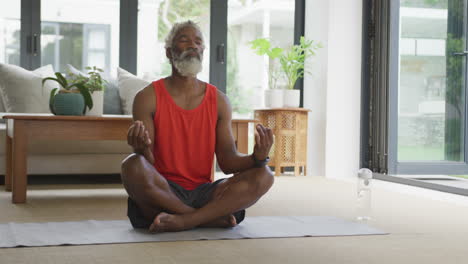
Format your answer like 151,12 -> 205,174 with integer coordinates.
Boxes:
356,168 -> 373,221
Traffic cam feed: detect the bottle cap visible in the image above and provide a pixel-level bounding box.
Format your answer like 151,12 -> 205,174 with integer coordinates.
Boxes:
358,168 -> 373,180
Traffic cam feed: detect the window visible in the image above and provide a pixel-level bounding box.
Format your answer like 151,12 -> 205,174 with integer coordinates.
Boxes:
137,0 -> 210,81
397,0 -> 465,162
41,0 -> 119,76
9,0 -> 303,96
0,1 -> 20,65
227,0 -> 295,118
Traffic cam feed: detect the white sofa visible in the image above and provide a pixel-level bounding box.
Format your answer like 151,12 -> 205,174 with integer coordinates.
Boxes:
0,64 -> 150,176
0,121 -> 132,175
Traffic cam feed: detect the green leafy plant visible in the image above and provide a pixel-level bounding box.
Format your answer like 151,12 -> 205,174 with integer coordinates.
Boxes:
279,36 -> 322,90
249,38 -> 284,89
68,66 -> 107,93
42,72 -> 93,114
249,37 -> 322,90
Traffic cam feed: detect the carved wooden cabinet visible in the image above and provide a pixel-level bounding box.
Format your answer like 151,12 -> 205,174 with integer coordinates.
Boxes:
254,108 -> 310,176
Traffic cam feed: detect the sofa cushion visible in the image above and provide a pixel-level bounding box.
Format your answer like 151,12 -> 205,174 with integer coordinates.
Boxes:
0,83 -> 6,112
0,154 -> 128,175
103,78 -> 123,115
66,64 -> 123,115
0,123 -> 132,155
117,67 -> 151,115
0,64 -> 56,113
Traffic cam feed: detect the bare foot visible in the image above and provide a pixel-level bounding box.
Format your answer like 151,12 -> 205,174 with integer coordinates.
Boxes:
149,212 -> 186,232
199,215 -> 237,228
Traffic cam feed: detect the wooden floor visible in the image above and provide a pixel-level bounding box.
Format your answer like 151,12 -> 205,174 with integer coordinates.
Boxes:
1,174 -> 468,264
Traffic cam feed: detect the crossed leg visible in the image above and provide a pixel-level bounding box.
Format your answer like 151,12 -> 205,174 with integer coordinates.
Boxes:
122,154 -> 239,228
121,153 -> 274,232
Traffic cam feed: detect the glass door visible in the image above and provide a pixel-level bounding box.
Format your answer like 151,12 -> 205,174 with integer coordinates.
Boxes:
392,0 -> 468,175
137,0 -> 211,82
0,0 -> 21,66
40,0 -> 120,76
227,0 -> 295,119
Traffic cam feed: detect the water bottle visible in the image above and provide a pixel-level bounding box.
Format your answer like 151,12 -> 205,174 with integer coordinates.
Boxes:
356,168 -> 373,221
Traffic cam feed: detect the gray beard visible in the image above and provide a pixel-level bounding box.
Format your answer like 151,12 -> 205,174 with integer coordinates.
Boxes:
172,52 -> 203,77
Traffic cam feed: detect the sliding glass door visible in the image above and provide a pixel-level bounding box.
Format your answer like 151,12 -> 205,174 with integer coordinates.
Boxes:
226,0 -> 296,118
40,0 -> 119,76
389,0 -> 468,175
137,0 -> 211,82
0,1 -> 21,66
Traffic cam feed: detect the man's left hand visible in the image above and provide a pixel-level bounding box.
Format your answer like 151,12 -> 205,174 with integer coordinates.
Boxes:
253,124 -> 274,160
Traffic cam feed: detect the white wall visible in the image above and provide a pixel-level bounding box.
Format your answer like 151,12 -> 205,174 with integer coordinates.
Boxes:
303,0 -> 329,176
304,0 -> 362,178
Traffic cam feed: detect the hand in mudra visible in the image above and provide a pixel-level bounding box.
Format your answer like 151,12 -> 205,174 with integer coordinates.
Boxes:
127,120 -> 152,154
253,124 -> 274,160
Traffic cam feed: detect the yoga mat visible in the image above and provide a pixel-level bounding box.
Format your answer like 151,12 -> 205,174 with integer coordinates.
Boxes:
0,216 -> 387,248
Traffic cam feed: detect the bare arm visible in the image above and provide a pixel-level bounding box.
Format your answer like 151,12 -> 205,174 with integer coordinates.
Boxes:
127,84 -> 156,164
215,91 -> 273,174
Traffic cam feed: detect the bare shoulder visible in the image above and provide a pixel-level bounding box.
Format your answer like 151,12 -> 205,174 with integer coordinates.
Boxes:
132,83 -> 156,118
216,89 -> 232,120
134,83 -> 156,110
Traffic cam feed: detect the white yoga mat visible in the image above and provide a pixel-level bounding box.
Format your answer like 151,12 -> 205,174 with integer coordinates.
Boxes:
0,216 -> 387,248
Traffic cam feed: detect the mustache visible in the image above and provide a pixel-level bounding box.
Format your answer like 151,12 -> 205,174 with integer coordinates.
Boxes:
178,48 -> 202,60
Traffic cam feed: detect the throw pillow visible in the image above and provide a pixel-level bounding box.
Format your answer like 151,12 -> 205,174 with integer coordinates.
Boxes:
117,67 -> 151,115
0,63 -> 56,113
104,78 -> 123,115
66,64 -> 85,76
0,82 -> 6,112
66,64 -> 123,115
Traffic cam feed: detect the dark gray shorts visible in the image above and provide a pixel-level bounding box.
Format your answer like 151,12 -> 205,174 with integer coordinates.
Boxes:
127,178 -> 246,228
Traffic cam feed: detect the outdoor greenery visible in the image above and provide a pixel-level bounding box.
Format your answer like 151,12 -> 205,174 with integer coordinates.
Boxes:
155,0 -> 209,77
41,23 -> 84,72
157,0 -> 210,40
452,175 -> 468,179
227,29 -> 252,115
445,0 -> 464,161
398,145 -> 445,161
401,0 -> 448,9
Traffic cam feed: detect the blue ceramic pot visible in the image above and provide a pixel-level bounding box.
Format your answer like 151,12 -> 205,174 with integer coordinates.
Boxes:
51,93 -> 85,116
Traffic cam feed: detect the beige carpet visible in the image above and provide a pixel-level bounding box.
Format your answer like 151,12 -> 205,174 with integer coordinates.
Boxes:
1,174 -> 468,264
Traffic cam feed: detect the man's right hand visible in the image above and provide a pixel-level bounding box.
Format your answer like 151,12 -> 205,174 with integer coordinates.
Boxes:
127,120 -> 154,164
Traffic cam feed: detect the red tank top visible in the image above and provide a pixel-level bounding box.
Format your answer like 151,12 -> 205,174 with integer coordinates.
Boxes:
152,78 -> 218,190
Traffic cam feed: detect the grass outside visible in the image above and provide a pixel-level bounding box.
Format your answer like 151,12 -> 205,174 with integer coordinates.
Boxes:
451,175 -> 468,180
399,145 -> 468,180
398,145 -> 445,161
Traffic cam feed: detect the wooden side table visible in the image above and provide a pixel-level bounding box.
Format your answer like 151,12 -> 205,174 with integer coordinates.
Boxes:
254,108 -> 310,176
3,114 -> 255,203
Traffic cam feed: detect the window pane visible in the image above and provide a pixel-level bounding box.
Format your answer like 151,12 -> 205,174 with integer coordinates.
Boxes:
137,0 -> 210,81
227,0 -> 295,118
398,0 -> 466,162
41,0 -> 119,76
87,52 -> 106,69
88,30 -> 106,50
0,1 -> 20,65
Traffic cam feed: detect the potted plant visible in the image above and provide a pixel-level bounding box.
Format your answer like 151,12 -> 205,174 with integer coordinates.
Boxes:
68,66 -> 107,116
42,72 -> 93,116
249,38 -> 284,108
279,36 -> 322,107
